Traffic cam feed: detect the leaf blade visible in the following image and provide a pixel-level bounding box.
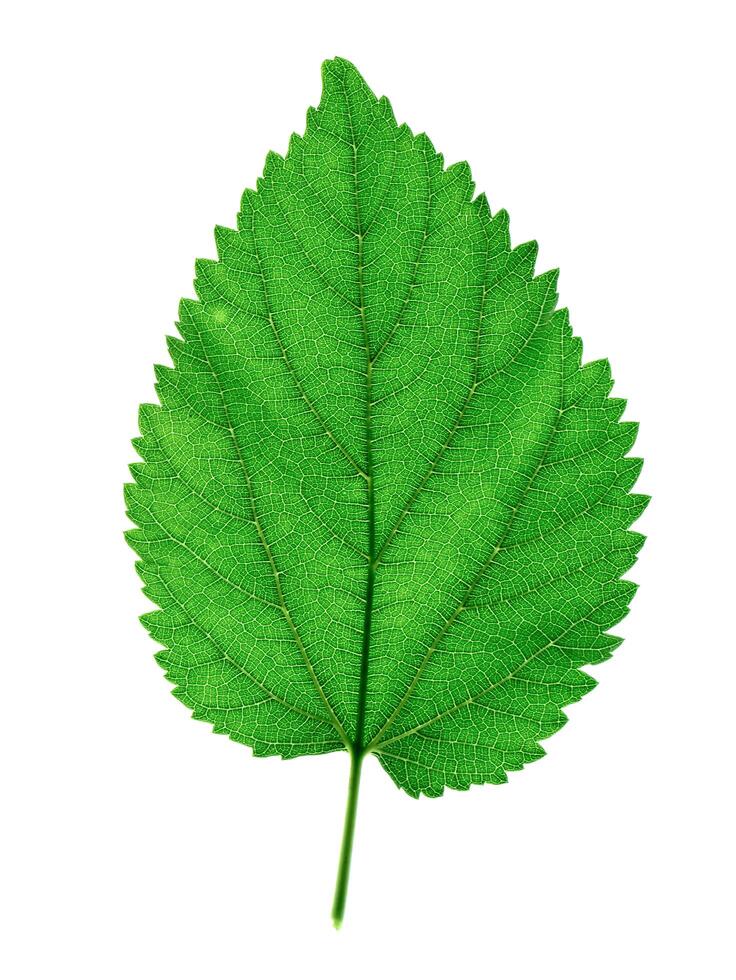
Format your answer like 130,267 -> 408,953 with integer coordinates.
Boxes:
127,57 -> 646,803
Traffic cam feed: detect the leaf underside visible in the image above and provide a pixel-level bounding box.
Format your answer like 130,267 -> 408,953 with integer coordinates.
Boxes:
126,58 -> 647,798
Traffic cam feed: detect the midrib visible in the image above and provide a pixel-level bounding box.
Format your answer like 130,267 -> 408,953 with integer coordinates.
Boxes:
345,93 -> 374,758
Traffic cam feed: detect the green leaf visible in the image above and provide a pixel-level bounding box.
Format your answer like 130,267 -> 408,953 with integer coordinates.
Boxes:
126,57 -> 647,925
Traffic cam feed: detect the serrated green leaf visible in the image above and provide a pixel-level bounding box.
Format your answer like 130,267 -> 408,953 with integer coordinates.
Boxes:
126,57 -> 647,925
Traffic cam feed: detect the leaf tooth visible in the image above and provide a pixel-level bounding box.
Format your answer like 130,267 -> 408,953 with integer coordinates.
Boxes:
607,396 -> 628,422
237,187 -> 257,227
444,160 -> 475,202
176,298 -> 203,342
138,402 -> 161,435
618,420 -> 640,454
413,130 -> 438,160
125,531 -> 145,559
264,148 -> 284,173
509,241 -> 539,283
319,58 -> 343,108
213,224 -> 238,259
319,57 -> 385,153
414,133 -> 445,178
165,335 -> 186,369
193,256 -> 217,285
192,264 -> 214,305
122,481 -> 139,510
387,122 -> 413,157
254,150 -> 284,193
153,649 -> 174,671
286,131 -> 304,158
153,371 -> 177,411
130,436 -> 146,460
603,634 -> 625,655
485,207 -> 515,257
377,94 -> 397,125
488,201 -> 506,225
321,55 -> 350,77
626,529 -> 647,558
563,329 -> 583,374
590,356 -> 613,385
138,580 -> 159,605
619,578 -> 639,602
531,267 -> 561,315
305,105 -> 319,132
178,297 -> 200,320
569,670 -> 598,703
321,55 -> 372,97
569,356 -> 613,403
474,192 -> 492,221
154,362 -> 175,386
618,456 -> 644,491
142,611 -> 168,633
535,265 -> 560,293
629,492 -> 651,520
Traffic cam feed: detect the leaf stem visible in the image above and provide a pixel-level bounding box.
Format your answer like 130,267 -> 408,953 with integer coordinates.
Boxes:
331,749 -> 363,928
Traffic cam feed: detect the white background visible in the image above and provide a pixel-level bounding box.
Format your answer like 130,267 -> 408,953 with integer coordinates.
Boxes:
2,2 -> 734,977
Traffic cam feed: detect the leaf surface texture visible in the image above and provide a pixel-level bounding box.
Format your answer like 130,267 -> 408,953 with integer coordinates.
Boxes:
127,58 -> 646,798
